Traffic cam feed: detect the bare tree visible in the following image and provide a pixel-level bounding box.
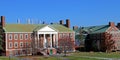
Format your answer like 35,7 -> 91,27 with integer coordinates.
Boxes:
22,42 -> 31,56
104,32 -> 115,53
58,37 -> 74,56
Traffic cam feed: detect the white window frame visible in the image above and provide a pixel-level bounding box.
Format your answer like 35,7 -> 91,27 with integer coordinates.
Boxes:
9,42 -> 13,48
14,34 -> 18,40
9,34 -> 12,40
20,42 -> 23,48
25,34 -> 28,40
59,33 -> 62,38
14,42 -> 18,48
20,34 -> 23,40
70,33 -> 73,38
30,34 -> 32,40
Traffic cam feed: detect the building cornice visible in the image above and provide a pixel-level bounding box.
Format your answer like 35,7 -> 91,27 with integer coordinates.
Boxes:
5,32 -> 33,33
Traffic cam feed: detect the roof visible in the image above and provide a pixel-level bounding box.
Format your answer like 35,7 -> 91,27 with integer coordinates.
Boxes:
4,24 -> 74,32
50,24 -> 74,32
75,25 -> 109,34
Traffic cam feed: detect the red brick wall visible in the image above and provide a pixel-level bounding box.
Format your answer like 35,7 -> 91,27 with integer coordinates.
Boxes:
5,33 -> 32,56
106,26 -> 120,50
58,32 -> 75,51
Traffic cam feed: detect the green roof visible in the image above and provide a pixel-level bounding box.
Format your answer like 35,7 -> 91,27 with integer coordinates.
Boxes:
50,24 -> 73,32
75,25 -> 109,34
4,24 -> 74,32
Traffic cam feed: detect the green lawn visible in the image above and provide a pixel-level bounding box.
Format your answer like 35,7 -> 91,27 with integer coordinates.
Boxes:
71,52 -> 120,58
0,56 -> 16,60
1,52 -> 120,60
18,56 -> 59,60
66,56 -> 102,60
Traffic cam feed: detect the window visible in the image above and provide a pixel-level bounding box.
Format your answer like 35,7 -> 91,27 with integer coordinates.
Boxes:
14,34 -> 18,40
9,34 -> 12,40
59,34 -> 62,38
20,42 -> 23,48
30,34 -> 32,40
14,42 -> 18,48
20,34 -> 23,40
9,42 -> 13,48
25,34 -> 28,40
63,33 -> 66,37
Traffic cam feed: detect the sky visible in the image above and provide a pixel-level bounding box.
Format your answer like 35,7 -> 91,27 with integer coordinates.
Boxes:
0,0 -> 120,28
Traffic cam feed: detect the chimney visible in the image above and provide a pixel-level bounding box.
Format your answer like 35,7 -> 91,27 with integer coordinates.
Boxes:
27,19 -> 30,24
66,19 -> 70,28
42,21 -> 45,24
17,19 -> 20,24
51,22 -> 53,24
73,26 -> 78,30
109,22 -> 115,27
60,20 -> 64,25
117,23 -> 120,26
1,16 -> 5,27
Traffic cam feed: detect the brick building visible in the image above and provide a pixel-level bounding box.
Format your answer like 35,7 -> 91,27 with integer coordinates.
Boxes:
74,22 -> 120,52
0,16 -> 75,56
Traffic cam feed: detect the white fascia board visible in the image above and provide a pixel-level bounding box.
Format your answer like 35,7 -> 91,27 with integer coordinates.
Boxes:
5,32 -> 33,33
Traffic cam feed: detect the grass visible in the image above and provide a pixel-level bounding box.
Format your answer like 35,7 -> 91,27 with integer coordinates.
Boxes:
18,56 -> 59,60
0,56 -> 16,60
71,52 -> 120,58
66,56 -> 102,60
1,52 -> 120,60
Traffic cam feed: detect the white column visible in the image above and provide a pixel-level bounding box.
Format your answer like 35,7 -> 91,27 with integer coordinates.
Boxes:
35,34 -> 37,48
44,34 -> 46,48
56,34 -> 58,48
50,34 -> 52,48
38,34 -> 39,48
53,34 -> 55,47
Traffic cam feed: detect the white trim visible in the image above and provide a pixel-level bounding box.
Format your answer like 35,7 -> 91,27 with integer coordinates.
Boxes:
58,32 -> 75,33
6,48 -> 32,51
5,32 -> 33,33
38,32 -> 58,34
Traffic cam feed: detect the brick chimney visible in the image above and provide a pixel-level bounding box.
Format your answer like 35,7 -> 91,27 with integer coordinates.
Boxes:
1,16 -> 5,27
60,20 -> 64,25
66,19 -> 70,28
109,22 -> 115,27
73,26 -> 78,30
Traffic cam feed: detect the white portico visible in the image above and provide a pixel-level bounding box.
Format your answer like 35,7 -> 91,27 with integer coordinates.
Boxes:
34,25 -> 58,49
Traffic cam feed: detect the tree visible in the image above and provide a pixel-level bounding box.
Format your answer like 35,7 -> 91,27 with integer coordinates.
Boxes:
0,35 -> 3,52
58,37 -> 74,56
104,32 -> 115,53
22,42 -> 31,56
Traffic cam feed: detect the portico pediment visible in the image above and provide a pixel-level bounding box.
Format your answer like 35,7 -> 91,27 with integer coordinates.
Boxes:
38,25 -> 57,32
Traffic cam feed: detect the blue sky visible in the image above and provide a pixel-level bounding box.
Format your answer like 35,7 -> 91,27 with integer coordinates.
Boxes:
0,0 -> 120,28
